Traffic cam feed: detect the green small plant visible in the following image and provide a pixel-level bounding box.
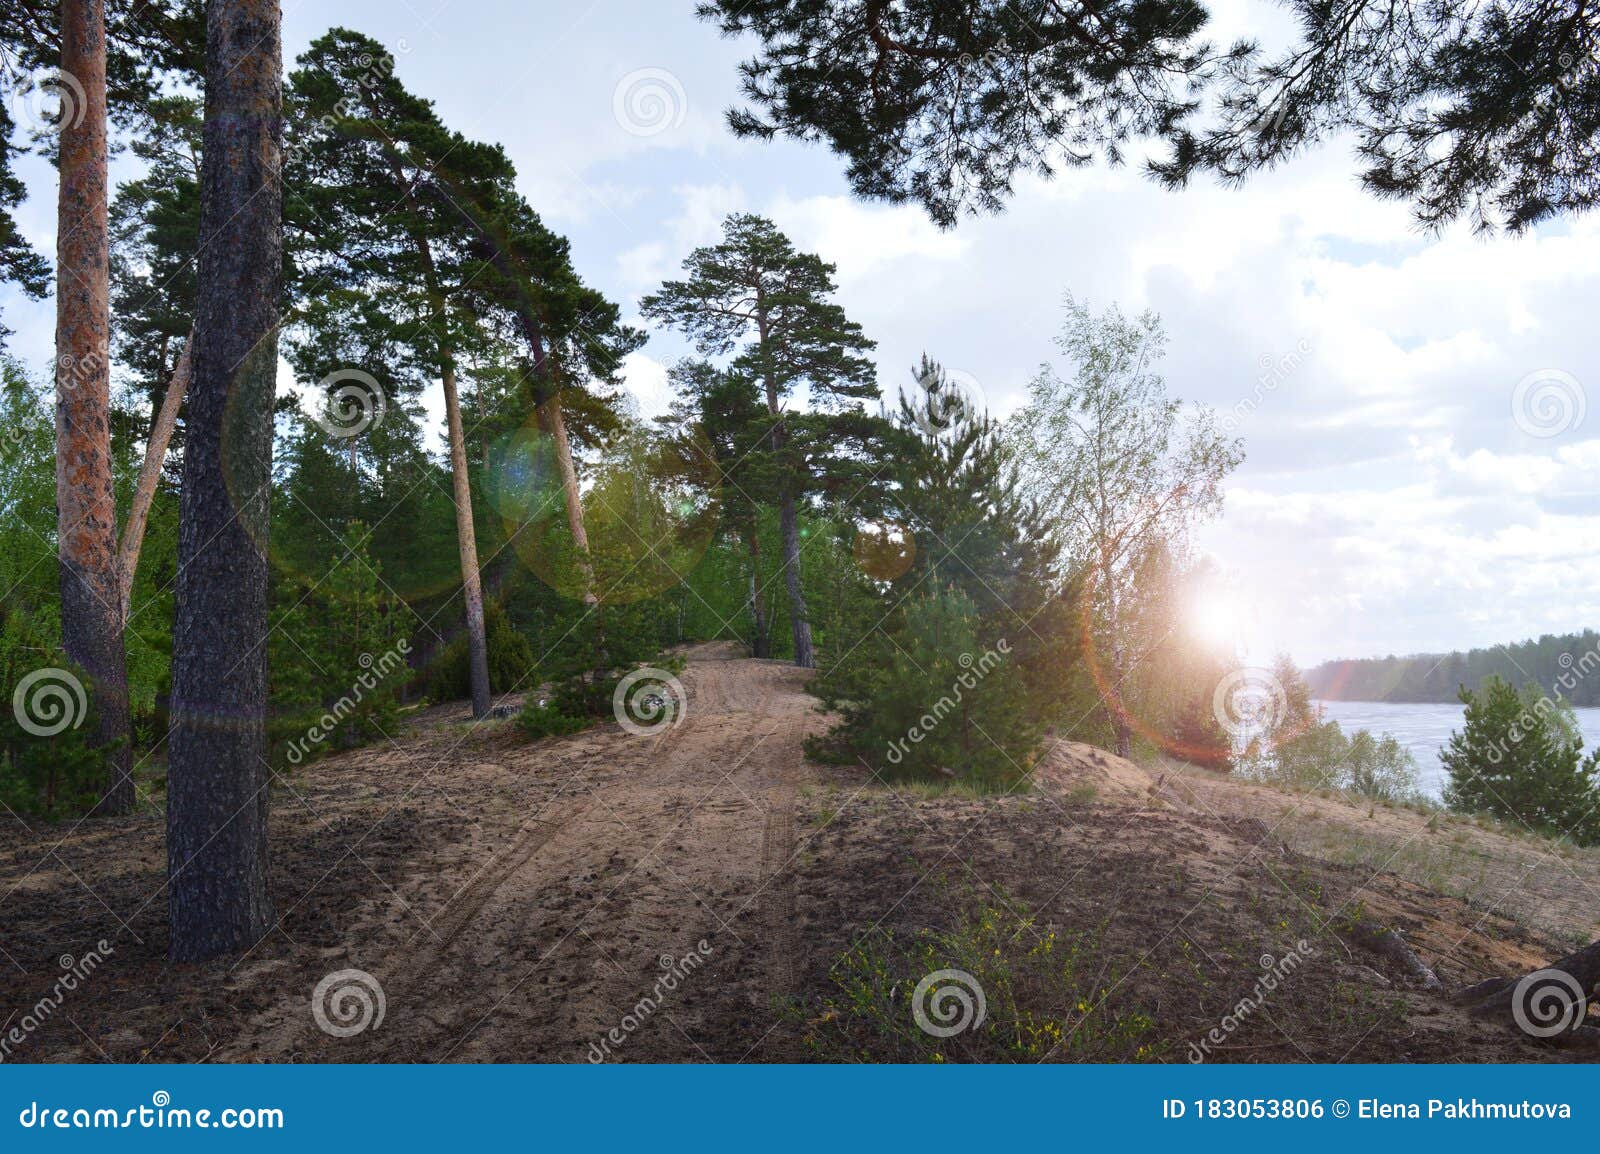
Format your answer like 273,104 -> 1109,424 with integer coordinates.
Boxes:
518,699 -> 594,739
801,897 -> 1156,1062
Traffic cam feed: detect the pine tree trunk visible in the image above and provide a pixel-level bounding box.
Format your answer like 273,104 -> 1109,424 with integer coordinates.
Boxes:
538,391 -> 596,605
759,351 -> 813,670
55,0 -> 132,815
117,332 -> 192,623
401,213 -> 491,718
166,0 -> 281,963
777,488 -> 814,668
746,530 -> 769,658
440,350 -> 491,718
537,392 -> 604,675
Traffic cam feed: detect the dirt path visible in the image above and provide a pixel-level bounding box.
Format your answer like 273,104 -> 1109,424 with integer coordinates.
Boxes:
217,643 -> 824,1062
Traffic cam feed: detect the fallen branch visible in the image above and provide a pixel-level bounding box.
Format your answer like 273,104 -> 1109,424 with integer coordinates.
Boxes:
1346,920 -> 1442,990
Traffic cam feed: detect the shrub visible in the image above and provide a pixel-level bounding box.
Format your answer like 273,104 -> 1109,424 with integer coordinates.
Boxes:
517,699 -> 594,739
0,619 -> 111,820
1441,676 -> 1600,843
1243,716 -> 1423,803
809,588 -> 1036,791
415,599 -> 533,705
1343,730 -> 1424,803
800,898 -> 1154,1062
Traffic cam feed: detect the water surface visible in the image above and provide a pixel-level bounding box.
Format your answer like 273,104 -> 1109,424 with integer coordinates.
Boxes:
1314,699 -> 1600,799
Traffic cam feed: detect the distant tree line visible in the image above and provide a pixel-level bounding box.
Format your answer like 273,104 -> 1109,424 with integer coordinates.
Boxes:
1305,631 -> 1600,706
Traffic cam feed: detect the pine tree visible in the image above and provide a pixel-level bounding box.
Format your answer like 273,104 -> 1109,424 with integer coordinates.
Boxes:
643,214 -> 879,668
890,354 -> 1053,613
286,28 -> 501,718
1442,676 -> 1600,844
663,360 -> 775,656
52,0 -> 134,813
697,0 -> 1210,227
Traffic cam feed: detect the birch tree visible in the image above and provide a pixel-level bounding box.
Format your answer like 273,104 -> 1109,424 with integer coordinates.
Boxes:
1007,296 -> 1241,757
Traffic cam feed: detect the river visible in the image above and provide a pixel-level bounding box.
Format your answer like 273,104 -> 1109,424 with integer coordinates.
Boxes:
1313,699 -> 1600,799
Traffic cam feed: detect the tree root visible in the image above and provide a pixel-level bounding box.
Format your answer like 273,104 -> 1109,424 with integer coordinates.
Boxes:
1452,937 -> 1600,1043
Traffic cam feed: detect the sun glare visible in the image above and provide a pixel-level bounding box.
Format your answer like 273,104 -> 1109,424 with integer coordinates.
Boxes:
1189,588 -> 1243,651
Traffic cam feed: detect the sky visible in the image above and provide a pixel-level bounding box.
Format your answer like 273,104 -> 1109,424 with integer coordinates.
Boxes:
4,0 -> 1597,669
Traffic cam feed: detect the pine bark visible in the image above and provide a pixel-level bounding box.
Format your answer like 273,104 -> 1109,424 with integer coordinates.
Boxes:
166,0 -> 281,963
441,349 -> 491,718
117,332 -> 192,623
55,0 -> 133,814
746,530 -> 769,658
537,391 -> 595,604
776,487 -> 814,668
406,217 -> 492,719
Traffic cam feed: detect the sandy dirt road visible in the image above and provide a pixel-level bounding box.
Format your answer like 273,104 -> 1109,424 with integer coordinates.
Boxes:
217,643 -> 824,1062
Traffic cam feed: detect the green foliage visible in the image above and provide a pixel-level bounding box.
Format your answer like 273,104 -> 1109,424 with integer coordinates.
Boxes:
0,623 -> 109,821
417,599 -> 534,706
1255,719 -> 1423,803
517,699 -> 594,740
1441,676 -> 1600,844
267,525 -> 413,766
699,0 -> 1209,228
802,898 -> 1155,1062
1239,655 -> 1423,802
810,588 -> 1035,790
1344,731 -> 1425,803
708,1 -> 1600,236
109,95 -> 200,427
1005,298 -> 1242,754
1151,0 -> 1600,232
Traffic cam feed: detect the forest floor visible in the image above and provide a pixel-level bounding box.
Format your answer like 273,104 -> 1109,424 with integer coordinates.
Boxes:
1,641 -> 1596,1063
